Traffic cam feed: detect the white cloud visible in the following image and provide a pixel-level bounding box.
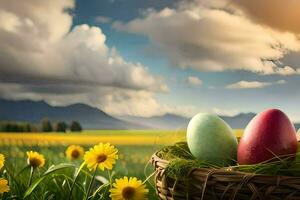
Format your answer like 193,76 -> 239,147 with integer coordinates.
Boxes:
0,0 -> 173,117
114,2 -> 300,75
162,104 -> 199,118
0,0 -> 74,43
226,80 -> 286,89
95,16 -> 112,24
99,90 -> 199,117
187,76 -> 202,86
212,108 -> 240,117
0,10 -> 21,33
0,82 -> 197,117
100,90 -> 163,117
0,20 -> 167,92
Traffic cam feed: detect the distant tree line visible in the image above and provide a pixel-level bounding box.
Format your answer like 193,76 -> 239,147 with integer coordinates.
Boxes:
0,122 -> 32,132
0,119 -> 82,133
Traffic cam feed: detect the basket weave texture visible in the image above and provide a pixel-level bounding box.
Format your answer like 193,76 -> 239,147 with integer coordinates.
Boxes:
151,152 -> 300,200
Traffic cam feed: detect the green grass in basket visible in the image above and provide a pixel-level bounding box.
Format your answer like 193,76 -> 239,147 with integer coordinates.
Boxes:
157,142 -> 221,180
157,142 -> 300,180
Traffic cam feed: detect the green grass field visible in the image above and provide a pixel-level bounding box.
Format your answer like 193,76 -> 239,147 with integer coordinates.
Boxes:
0,129 -> 243,199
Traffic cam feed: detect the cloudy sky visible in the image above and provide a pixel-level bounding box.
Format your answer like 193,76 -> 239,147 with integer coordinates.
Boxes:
1,0 -> 300,121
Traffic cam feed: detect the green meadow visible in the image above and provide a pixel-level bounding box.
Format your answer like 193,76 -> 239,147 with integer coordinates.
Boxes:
0,129 -> 243,199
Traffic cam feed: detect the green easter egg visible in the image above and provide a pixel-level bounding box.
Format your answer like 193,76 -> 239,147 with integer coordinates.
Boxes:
187,113 -> 238,166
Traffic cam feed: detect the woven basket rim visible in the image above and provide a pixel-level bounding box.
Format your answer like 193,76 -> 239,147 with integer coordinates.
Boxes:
151,151 -> 300,178
151,151 -> 300,200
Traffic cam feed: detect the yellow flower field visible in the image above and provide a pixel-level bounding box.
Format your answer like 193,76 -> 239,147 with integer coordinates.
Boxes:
0,129 -> 243,146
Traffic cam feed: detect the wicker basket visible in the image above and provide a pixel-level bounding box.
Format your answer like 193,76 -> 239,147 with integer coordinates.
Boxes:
151,152 -> 300,200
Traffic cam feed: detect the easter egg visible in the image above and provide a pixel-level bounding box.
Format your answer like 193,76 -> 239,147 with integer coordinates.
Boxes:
238,109 -> 298,165
187,113 -> 238,166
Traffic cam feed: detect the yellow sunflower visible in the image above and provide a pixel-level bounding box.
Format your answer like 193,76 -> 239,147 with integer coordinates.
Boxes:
109,177 -> 148,200
26,151 -> 45,168
0,154 -> 5,170
84,143 -> 118,171
0,178 -> 9,194
66,145 -> 84,160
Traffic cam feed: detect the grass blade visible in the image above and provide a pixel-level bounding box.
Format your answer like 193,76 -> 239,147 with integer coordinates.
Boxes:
24,163 -> 75,198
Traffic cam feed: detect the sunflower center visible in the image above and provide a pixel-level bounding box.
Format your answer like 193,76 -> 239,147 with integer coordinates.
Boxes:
29,158 -> 41,168
97,154 -> 107,163
71,150 -> 80,159
122,186 -> 135,199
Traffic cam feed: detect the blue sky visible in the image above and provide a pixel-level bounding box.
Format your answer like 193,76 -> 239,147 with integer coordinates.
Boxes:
73,0 -> 300,119
1,0 -> 300,120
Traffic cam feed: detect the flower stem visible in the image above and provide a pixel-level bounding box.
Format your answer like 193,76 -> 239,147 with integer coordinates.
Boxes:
108,170 -> 112,186
28,166 -> 34,187
85,166 -> 98,200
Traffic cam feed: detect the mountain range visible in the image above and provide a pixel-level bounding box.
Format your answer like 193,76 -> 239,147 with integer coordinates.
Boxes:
0,98 -> 299,130
0,99 -> 145,129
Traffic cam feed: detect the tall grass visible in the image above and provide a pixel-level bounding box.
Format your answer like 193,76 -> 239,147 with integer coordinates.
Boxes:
0,144 -> 158,200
